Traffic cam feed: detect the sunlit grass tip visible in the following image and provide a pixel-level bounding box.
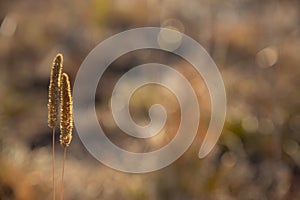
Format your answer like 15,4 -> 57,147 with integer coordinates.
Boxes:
48,53 -> 63,128
59,72 -> 73,148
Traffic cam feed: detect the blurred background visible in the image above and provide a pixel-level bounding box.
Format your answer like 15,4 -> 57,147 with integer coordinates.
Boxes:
0,0 -> 300,199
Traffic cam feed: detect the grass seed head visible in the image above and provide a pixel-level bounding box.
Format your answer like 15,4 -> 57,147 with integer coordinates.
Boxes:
48,53 -> 63,128
60,73 -> 73,148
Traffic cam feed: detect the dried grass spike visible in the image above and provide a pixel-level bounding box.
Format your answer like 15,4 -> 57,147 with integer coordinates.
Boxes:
60,73 -> 73,148
48,53 -> 63,128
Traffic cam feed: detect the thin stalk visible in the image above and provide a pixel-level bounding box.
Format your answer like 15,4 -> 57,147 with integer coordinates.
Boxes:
52,128 -> 56,200
60,147 -> 67,200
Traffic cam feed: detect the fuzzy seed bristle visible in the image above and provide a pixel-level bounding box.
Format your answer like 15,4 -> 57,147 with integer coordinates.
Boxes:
48,53 -> 63,128
60,73 -> 73,148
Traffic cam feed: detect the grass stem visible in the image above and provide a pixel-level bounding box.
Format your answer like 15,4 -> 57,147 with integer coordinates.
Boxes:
60,147 -> 67,200
52,128 -> 56,200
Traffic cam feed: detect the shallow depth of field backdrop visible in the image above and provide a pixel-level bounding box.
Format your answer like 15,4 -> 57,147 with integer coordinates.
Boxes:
0,0 -> 300,199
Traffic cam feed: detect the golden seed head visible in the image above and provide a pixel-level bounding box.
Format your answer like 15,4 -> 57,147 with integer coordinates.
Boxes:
60,73 -> 73,148
48,53 -> 63,128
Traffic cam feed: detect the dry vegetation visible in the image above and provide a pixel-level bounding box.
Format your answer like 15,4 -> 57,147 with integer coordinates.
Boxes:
0,0 -> 300,199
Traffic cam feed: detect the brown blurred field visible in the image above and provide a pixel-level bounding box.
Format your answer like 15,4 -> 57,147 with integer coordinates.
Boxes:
0,0 -> 300,199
